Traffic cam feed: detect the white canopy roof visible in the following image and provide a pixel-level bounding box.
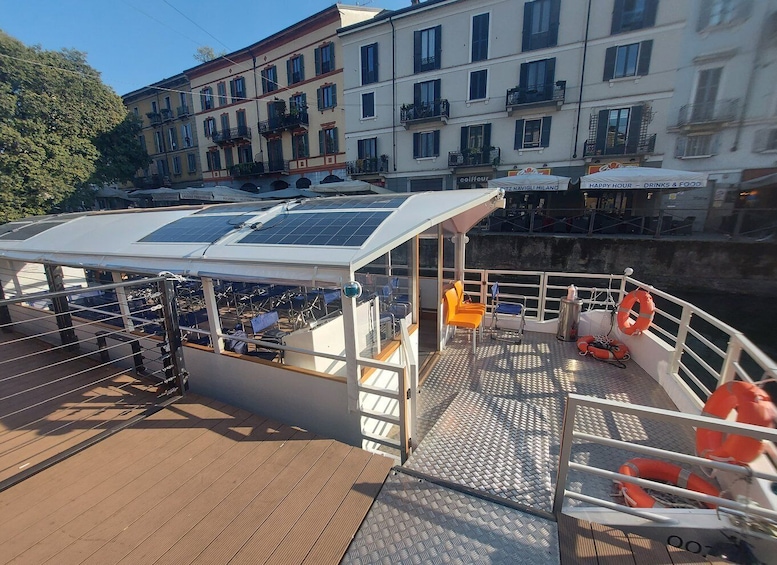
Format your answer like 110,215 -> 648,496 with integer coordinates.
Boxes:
309,180 -> 393,194
488,174 -> 570,192
0,190 -> 504,286
580,167 -> 708,190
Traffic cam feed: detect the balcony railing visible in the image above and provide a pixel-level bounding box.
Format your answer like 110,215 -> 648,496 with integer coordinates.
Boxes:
266,159 -> 290,174
258,112 -> 310,136
399,99 -> 449,127
346,155 -> 389,176
160,108 -> 174,121
146,112 -> 162,126
583,133 -> 657,157
211,126 -> 252,144
506,81 -> 566,111
176,105 -> 190,118
448,147 -> 501,168
229,162 -> 265,177
677,99 -> 739,127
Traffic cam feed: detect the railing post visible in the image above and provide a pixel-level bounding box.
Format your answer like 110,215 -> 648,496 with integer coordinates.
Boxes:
158,277 -> 188,396
538,272 -> 548,321
587,211 -> 596,236
655,209 -> 665,239
671,305 -> 692,376
44,264 -> 78,349
397,365 -> 409,463
0,282 -> 12,333
528,210 -> 536,233
553,395 -> 577,514
720,333 -> 743,386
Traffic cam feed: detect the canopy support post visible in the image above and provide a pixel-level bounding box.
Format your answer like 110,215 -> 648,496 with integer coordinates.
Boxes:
201,277 -> 224,354
342,273 -> 360,412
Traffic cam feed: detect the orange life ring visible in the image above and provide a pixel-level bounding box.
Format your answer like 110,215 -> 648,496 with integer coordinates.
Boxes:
577,335 -> 630,360
696,381 -> 776,464
617,289 -> 655,335
618,458 -> 719,509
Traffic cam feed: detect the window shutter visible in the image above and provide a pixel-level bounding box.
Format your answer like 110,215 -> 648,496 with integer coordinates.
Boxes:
643,0 -> 658,28
287,59 -> 292,85
229,80 -> 236,99
603,47 -> 617,81
317,87 -> 323,111
373,46 -> 378,82
522,2 -> 532,51
332,86 -> 337,108
433,78 -> 441,100
299,55 -> 305,82
545,58 -> 556,89
514,119 -> 525,149
595,109 -> 609,152
519,62 -> 529,88
203,120 -> 208,137
414,31 -> 421,73
361,46 -> 368,84
460,126 -> 468,151
413,132 -> 420,158
611,0 -> 624,34
625,105 -> 643,154
541,116 -> 552,147
329,43 -> 335,70
314,47 -> 321,75
483,123 -> 491,148
675,137 -> 687,158
696,0 -> 712,31
637,40 -> 652,76
318,130 -> 324,155
753,129 -> 769,153
549,0 -> 561,47
711,134 -> 721,155
333,127 -> 339,153
200,92 -> 206,111
413,83 -> 422,107
434,26 -> 442,69
433,130 -> 440,156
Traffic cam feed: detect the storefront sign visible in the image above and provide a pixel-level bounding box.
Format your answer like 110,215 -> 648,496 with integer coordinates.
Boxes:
457,175 -> 491,184
508,167 -> 551,176
587,162 -> 639,174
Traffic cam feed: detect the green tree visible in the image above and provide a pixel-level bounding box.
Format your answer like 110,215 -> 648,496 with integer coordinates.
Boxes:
194,46 -> 225,63
0,32 -> 147,222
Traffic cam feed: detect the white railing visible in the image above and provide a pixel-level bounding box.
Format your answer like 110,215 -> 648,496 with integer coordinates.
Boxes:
554,394 -> 777,523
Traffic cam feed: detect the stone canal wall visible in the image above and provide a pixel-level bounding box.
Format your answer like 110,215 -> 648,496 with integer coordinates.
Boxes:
463,235 -> 777,296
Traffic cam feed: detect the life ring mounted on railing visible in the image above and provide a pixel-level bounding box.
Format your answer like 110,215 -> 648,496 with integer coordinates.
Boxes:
617,458 -> 720,509
617,289 -> 655,335
696,380 -> 776,465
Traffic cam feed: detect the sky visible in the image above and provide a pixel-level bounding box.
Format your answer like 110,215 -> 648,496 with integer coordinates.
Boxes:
0,0 -> 411,96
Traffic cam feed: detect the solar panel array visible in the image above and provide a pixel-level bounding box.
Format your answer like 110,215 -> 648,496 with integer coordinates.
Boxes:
294,195 -> 408,211
237,211 -> 391,247
0,221 -> 69,241
139,215 -> 245,243
193,203 -> 275,215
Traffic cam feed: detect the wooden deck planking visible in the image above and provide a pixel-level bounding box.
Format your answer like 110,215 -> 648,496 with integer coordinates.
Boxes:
0,393 -> 392,565
559,515 -> 725,565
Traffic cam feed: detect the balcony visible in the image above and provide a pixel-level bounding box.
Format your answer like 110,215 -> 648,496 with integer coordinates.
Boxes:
505,81 -> 565,113
583,133 -> 656,158
211,126 -> 252,145
160,108 -> 174,122
676,99 -> 739,128
448,147 -> 501,168
229,162 -> 265,178
399,99 -> 449,128
346,156 -> 389,176
146,112 -> 162,126
258,112 -> 310,136
176,105 -> 190,118
266,159 -> 290,174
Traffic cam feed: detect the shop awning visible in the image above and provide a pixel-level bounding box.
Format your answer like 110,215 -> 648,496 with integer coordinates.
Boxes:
580,167 -> 708,190
488,173 -> 570,191
742,172 -> 777,190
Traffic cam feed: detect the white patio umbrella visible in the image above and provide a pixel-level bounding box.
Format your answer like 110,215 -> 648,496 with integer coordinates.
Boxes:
488,173 -> 570,191
580,167 -> 708,190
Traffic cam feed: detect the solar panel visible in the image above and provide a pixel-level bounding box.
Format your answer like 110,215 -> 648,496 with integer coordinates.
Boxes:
294,195 -> 408,210
193,202 -> 276,215
0,221 -> 68,240
237,211 -> 390,247
139,215 -> 246,243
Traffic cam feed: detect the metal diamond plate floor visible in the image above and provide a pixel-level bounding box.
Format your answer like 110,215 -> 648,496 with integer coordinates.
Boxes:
341,470 -> 560,565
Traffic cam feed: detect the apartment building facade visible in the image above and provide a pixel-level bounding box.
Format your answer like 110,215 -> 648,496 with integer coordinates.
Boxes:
184,4 -> 381,191
122,74 -> 201,189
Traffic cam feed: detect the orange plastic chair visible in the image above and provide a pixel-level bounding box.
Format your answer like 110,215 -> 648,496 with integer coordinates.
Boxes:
443,288 -> 483,354
453,280 -> 486,314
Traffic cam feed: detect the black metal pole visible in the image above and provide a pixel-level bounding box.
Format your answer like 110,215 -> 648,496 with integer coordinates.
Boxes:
158,278 -> 188,395
44,264 -> 78,349
0,282 -> 12,333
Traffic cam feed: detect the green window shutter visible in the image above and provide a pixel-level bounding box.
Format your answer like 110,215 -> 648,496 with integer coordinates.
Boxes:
413,132 -> 420,158
314,47 -> 321,75
287,59 -> 292,85
603,47 -> 616,81
637,40 -> 653,76
540,116 -> 552,147
514,119 -> 525,149
332,86 -> 337,108
318,130 -> 324,155
333,127 -> 339,152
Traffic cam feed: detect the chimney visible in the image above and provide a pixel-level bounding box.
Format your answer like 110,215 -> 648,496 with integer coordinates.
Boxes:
411,0 -> 420,4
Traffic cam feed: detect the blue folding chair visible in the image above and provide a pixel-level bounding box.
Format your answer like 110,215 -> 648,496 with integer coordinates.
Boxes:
490,282 -> 525,344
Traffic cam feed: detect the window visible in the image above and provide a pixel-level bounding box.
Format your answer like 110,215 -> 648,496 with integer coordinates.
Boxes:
358,138 -> 377,159
179,92 -> 187,108
414,26 -> 441,73
290,93 -> 307,115
206,150 -> 221,171
603,40 -> 652,80
236,109 -> 247,129
172,155 -> 182,175
315,43 -> 335,75
151,101 -> 158,113
157,159 -> 168,177
187,153 -> 197,173
611,0 -> 658,34
133,107 -> 139,117
753,129 -> 777,152
676,134 -> 718,157
469,69 -> 488,101
514,117 -> 552,149
591,105 -> 646,155
518,58 -> 556,102
261,66 -> 278,94
472,13 -> 489,61
412,131 -> 440,158
230,77 -> 246,101
286,55 -> 304,85
203,117 -> 216,138
317,84 -> 337,110
154,130 -> 164,153
698,0 -> 752,30
460,123 -> 492,160
319,127 -> 339,155
220,114 -> 230,133
361,43 -> 379,84
164,96 -> 172,111
168,128 -> 178,151
293,132 -> 309,159
523,0 -> 560,51
238,145 -> 252,164
200,87 -> 213,110
224,147 -> 234,168
361,92 -> 375,119
138,135 -> 146,152
182,123 -> 192,148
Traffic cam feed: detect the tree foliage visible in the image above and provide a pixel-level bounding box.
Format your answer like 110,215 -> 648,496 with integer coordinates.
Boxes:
194,46 -> 225,63
0,31 -> 147,222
